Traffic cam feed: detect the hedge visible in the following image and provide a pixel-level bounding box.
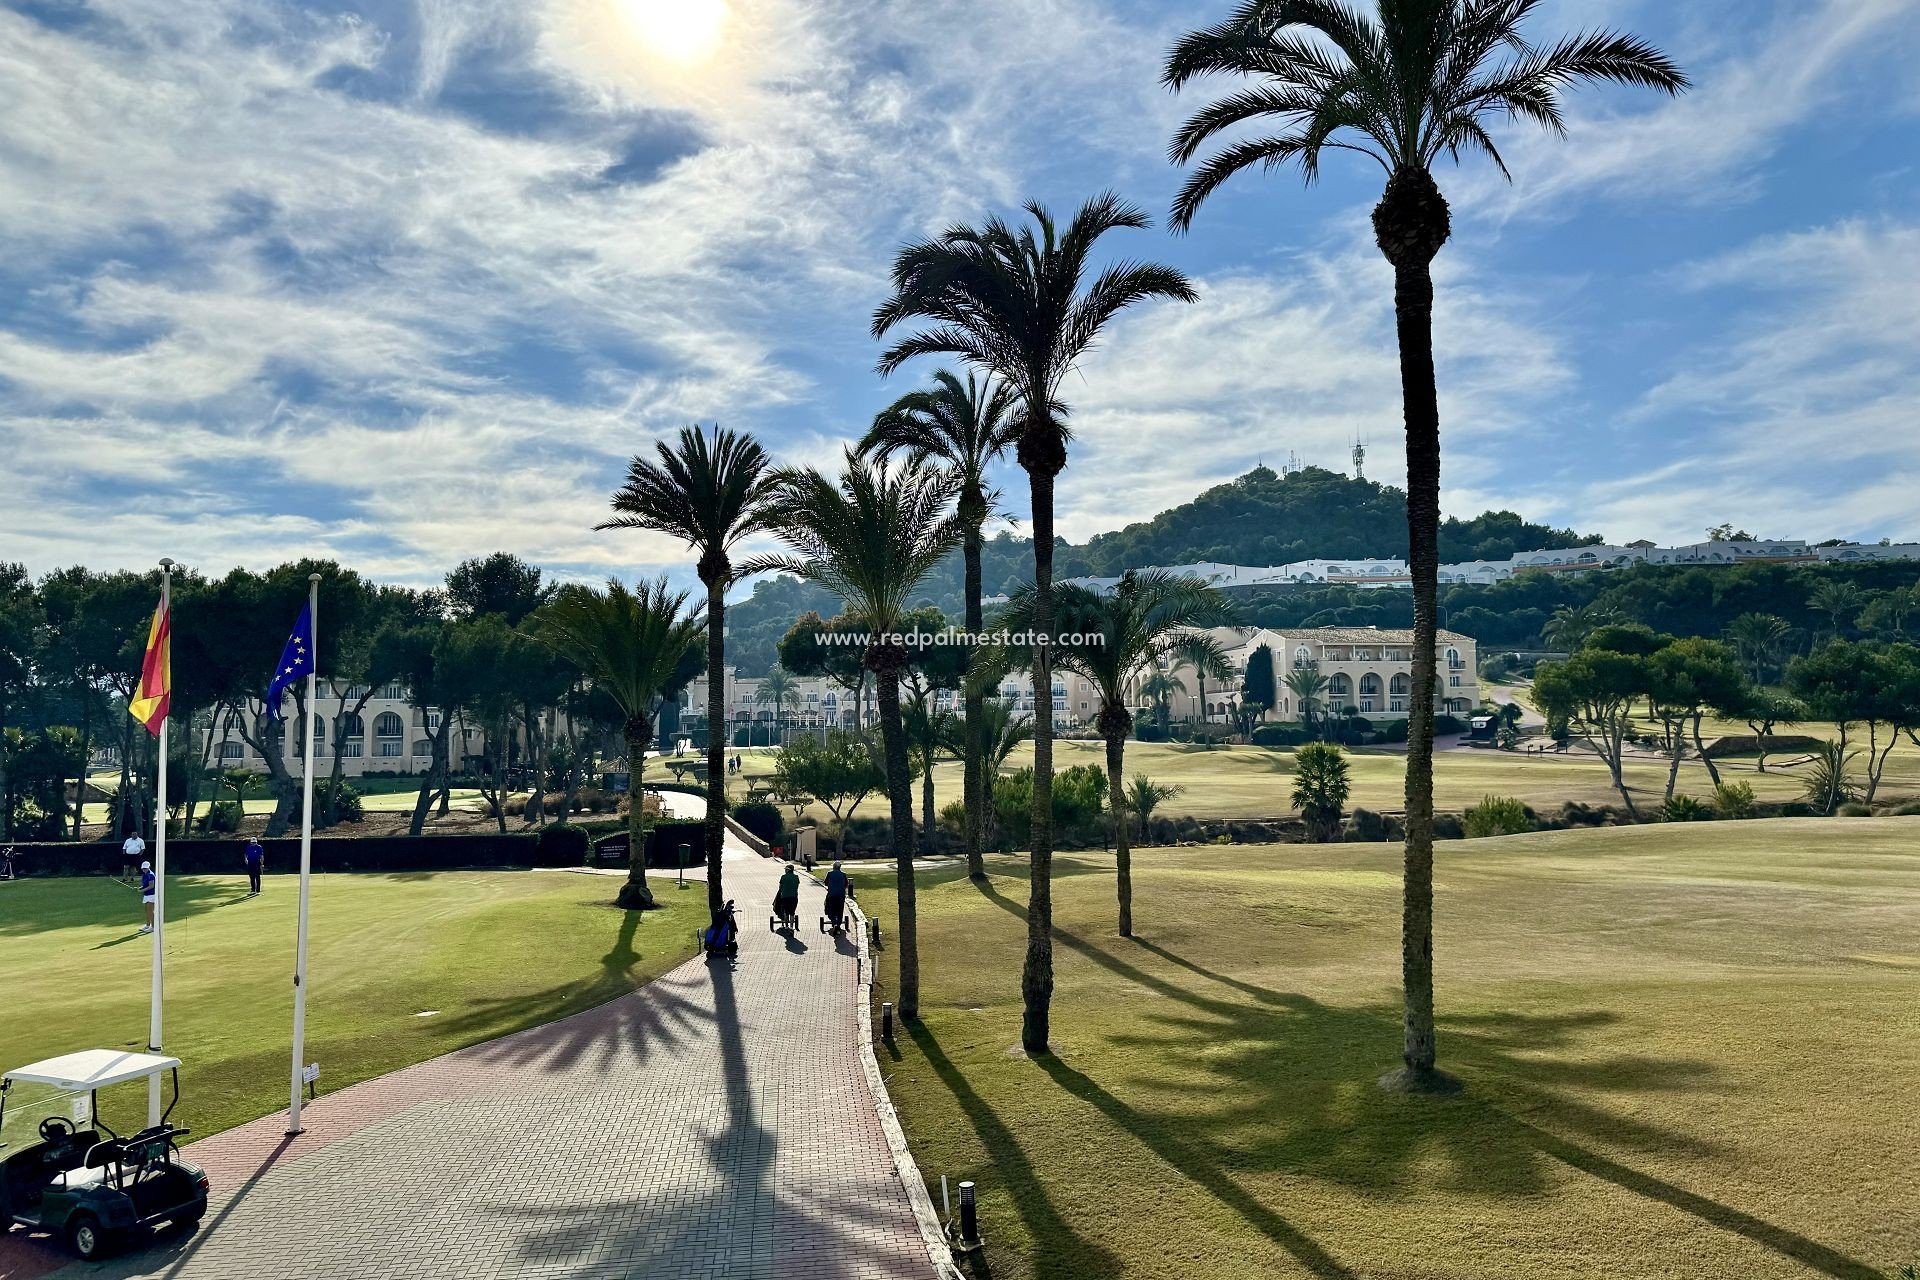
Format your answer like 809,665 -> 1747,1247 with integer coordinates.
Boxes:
7,832 -> 587,877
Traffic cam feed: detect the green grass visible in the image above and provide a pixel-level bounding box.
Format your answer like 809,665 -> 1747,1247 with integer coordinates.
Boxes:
0,872 -> 702,1142
737,736 -> 1920,831
853,819 -> 1920,1279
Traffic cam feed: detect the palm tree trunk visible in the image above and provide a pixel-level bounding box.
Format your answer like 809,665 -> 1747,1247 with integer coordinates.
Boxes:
1391,255 -> 1442,1083
920,734 -> 936,855
704,578 -> 727,916
1022,462 -> 1057,1053
1105,729 -> 1131,937
963,524 -> 986,879
618,720 -> 656,910
874,659 -> 919,1019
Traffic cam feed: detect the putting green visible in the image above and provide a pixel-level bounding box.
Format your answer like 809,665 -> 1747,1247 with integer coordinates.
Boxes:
0,871 -> 703,1143
853,818 -> 1920,1279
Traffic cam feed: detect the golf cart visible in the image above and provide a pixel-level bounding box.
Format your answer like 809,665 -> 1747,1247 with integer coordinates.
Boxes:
1,1050 -> 210,1259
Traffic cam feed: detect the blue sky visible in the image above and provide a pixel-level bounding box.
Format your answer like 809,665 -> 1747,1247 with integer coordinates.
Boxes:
2,0 -> 1917,595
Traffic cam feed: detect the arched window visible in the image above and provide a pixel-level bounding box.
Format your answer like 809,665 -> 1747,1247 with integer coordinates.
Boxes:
340,713 -> 366,738
374,712 -> 405,756
1293,645 -> 1312,667
1327,674 -> 1352,709
1444,647 -> 1462,670
1359,673 -> 1382,713
1390,674 -> 1410,695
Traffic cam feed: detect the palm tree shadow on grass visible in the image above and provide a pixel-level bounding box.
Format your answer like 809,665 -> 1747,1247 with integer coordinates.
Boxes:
972,877 -> 1882,1280
905,1019 -> 1122,1280
436,907 -> 712,1076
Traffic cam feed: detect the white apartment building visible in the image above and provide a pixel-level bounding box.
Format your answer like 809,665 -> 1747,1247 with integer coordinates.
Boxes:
1130,625 -> 1479,723
197,683 -> 485,776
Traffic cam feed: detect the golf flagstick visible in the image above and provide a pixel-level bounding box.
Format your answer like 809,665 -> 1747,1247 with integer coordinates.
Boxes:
288,573 -> 319,1135
146,558 -> 175,1130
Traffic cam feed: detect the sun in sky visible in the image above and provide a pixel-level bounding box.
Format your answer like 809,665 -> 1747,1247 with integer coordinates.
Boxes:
614,0 -> 729,66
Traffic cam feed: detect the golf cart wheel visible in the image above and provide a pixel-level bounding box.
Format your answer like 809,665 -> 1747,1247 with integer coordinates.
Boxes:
69,1214 -> 116,1260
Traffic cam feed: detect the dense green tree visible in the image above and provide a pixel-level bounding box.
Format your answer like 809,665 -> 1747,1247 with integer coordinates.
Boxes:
1166,0 -> 1685,1091
876,192 -> 1195,1053
1240,643 -> 1277,725
1532,647 -> 1653,818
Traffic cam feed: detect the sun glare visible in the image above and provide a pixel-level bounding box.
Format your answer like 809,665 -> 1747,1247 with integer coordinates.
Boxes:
615,0 -> 728,66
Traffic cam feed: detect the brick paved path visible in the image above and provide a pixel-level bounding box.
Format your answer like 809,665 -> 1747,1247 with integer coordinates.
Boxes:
8,828 -> 934,1280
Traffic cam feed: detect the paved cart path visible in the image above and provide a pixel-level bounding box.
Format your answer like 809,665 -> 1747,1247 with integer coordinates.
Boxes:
7,819 -> 934,1280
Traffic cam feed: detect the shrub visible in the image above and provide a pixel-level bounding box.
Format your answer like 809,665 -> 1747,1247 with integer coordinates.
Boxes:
293,780 -> 362,824
198,800 -> 244,833
1801,741 -> 1861,814
1132,722 -> 1167,743
1251,723 -> 1310,748
1838,802 -> 1873,817
938,800 -> 967,832
1659,795 -> 1713,823
1345,808 -> 1389,842
1290,743 -> 1350,843
1710,780 -> 1756,820
1378,718 -> 1411,744
1463,795 -> 1531,839
1432,813 -> 1464,840
1889,800 -> 1920,817
733,802 -> 785,844
535,823 -> 590,864
1434,713 -> 1467,736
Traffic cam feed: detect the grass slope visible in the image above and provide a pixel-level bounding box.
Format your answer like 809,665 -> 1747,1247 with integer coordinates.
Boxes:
0,871 -> 702,1141
852,819 -> 1920,1279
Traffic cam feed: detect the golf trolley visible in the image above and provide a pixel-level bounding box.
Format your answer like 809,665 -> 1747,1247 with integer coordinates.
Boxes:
1,1050 -> 210,1260
820,891 -> 856,937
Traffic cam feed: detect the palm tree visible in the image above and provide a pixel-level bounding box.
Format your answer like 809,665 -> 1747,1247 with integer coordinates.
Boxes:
1723,613 -> 1791,685
601,426 -> 778,917
1000,572 -> 1229,936
755,665 -> 801,745
971,695 -> 1035,849
1285,664 -> 1328,738
1165,1 -> 1686,1091
1125,774 -> 1183,843
534,578 -> 704,911
875,195 -> 1196,1053
1809,580 -> 1863,643
1138,669 -> 1187,735
1171,630 -> 1233,730
860,370 -> 1020,880
749,454 -> 963,1019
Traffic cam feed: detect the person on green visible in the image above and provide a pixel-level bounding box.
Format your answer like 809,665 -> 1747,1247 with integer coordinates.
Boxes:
773,861 -> 801,929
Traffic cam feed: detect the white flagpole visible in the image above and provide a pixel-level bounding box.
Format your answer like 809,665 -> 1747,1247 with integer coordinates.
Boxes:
288,572 -> 319,1135
148,557 -> 174,1129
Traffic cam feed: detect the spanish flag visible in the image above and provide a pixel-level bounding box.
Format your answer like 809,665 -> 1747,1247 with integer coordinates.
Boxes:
129,599 -> 171,736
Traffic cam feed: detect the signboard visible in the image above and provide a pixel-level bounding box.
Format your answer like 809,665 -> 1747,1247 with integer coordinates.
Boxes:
71,1094 -> 91,1124
302,1063 -> 321,1084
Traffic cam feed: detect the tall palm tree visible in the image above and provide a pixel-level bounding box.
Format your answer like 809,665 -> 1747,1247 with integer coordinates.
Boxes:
875,194 -> 1196,1053
860,370 -> 1021,881
748,453 -> 962,1019
1809,580 -> 1863,643
1723,612 -> 1791,685
534,578 -> 704,910
1285,664 -> 1328,738
601,426 -> 778,916
1171,630 -> 1233,729
1000,572 -> 1229,936
755,665 -> 801,744
1165,0 -> 1685,1091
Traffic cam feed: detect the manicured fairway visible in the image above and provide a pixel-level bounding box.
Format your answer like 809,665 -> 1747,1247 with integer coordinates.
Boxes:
853,819 -> 1920,1279
0,871 -> 703,1142
737,736 -> 1920,829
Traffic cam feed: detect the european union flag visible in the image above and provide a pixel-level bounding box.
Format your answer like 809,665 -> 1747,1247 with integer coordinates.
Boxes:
266,604 -> 316,721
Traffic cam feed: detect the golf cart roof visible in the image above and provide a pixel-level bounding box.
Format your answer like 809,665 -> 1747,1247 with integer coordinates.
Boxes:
4,1050 -> 180,1091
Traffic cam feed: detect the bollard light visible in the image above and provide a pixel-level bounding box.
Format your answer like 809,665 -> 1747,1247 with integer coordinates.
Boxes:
881,1001 -> 894,1041
959,1180 -> 979,1245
